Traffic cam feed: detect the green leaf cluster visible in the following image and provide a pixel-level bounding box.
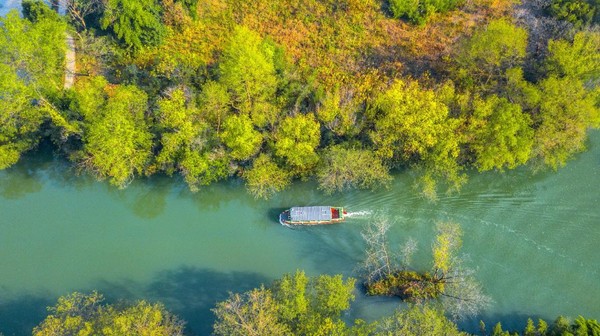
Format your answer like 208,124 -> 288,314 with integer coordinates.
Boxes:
101,0 -> 165,50
213,271 -> 368,336
317,145 -> 392,194
389,0 -> 463,25
32,292 -> 184,336
0,9 -> 66,168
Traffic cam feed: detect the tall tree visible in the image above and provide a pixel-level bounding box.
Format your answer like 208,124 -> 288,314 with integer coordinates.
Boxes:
377,305 -> 467,336
534,76 -> 600,169
156,88 -> 228,191
219,26 -> 279,127
72,78 -> 153,188
369,80 -> 464,199
468,95 -> 534,171
219,114 -> 263,161
546,31 -> 600,82
243,154 -> 290,199
317,145 -> 392,194
213,271 -> 364,336
0,9 -> 66,169
100,0 -> 165,50
273,113 -> 321,176
453,19 -> 528,90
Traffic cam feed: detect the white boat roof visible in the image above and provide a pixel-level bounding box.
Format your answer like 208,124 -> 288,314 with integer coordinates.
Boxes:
290,206 -> 333,221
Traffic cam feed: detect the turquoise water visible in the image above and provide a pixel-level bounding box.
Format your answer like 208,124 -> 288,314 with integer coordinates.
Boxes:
1,133 -> 599,335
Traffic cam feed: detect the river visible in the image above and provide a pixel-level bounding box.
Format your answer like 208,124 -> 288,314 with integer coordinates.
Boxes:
0,132 -> 599,335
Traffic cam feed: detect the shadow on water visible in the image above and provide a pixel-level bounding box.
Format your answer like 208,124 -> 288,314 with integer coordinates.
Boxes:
0,294 -> 54,336
100,267 -> 270,336
0,267 -> 270,336
106,174 -> 174,219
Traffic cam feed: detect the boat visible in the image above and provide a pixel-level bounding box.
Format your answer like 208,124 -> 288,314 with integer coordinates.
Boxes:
279,206 -> 346,226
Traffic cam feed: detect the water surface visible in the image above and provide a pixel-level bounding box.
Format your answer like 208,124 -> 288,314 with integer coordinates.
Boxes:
1,133 -> 599,335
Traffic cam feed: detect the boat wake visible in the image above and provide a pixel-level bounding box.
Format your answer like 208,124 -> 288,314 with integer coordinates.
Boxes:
345,210 -> 372,218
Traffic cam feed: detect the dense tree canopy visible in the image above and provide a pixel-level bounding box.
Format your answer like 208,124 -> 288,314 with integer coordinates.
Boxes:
212,271 -> 368,336
33,292 -> 184,336
0,0 -> 599,199
72,78 -> 153,188
0,10 -> 66,168
468,95 -> 534,171
100,0 -> 165,50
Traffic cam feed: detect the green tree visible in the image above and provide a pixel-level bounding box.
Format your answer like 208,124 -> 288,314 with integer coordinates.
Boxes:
0,10 -> 66,169
317,145 -> 392,194
546,31 -> 600,82
100,0 -> 165,50
534,76 -> 600,169
273,113 -> 321,175
219,26 -> 279,127
369,80 -> 464,199
377,305 -> 467,335
243,154 -> 291,199
33,292 -> 184,336
219,114 -> 263,160
316,86 -> 364,137
22,0 -> 61,23
198,81 -> 231,133
212,287 -> 290,336
453,19 -> 528,90
549,0 -> 596,27
72,80 -> 153,188
156,88 -> 228,191
213,271 -> 363,336
369,80 -> 450,162
389,0 -> 463,25
468,95 -> 534,171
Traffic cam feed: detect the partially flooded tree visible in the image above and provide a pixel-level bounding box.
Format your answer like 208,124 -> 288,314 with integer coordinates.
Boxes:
360,216 -> 394,285
360,219 -> 491,320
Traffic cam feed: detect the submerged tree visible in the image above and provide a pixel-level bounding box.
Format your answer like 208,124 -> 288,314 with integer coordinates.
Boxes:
317,145 -> 392,194
360,219 -> 491,320
243,154 -> 291,199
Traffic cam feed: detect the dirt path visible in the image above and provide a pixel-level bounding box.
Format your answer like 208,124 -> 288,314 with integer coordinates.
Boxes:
64,33 -> 75,89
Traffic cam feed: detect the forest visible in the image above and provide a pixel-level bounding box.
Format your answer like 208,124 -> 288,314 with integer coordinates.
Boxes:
1,0 -> 598,200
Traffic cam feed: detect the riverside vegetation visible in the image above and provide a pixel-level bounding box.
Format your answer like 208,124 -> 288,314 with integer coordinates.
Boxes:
1,0 -> 599,200
2,0 -> 599,334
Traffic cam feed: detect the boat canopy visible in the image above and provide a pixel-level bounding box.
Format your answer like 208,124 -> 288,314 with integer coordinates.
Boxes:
290,206 -> 333,221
